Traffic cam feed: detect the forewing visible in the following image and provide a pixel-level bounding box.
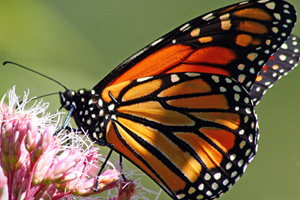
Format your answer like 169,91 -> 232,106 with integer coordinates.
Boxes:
94,0 -> 296,93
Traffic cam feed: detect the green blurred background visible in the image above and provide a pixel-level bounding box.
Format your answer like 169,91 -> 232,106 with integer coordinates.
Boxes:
1,0 -> 300,199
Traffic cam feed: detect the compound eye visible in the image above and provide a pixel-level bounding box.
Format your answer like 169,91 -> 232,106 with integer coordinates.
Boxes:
71,91 -> 76,96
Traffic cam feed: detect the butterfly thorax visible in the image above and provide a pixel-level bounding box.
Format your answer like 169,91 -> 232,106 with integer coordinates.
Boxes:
59,89 -> 111,142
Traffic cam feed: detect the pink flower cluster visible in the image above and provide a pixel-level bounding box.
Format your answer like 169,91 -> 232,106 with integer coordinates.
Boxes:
0,89 -> 139,200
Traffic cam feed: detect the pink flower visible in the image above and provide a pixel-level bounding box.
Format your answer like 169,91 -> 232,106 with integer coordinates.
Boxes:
0,88 -> 124,200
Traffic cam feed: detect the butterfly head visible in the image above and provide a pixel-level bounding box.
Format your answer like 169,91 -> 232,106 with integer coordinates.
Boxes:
59,90 -> 76,110
59,89 -> 108,142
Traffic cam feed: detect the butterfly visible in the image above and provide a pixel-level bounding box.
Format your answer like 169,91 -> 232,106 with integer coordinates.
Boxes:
59,0 -> 297,199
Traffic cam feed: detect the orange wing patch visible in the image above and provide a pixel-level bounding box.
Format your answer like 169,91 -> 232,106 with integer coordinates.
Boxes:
200,127 -> 236,153
122,79 -> 162,101
255,75 -> 264,82
107,118 -> 188,192
102,81 -> 131,103
167,94 -> 229,109
110,45 -> 235,86
198,36 -> 213,43
117,117 -> 203,184
117,101 -> 195,126
190,112 -> 240,130
237,21 -> 268,34
184,46 -> 236,65
158,78 -> 212,98
105,121 -> 159,183
233,8 -> 272,21
235,34 -> 262,47
110,44 -> 194,85
174,132 -> 223,169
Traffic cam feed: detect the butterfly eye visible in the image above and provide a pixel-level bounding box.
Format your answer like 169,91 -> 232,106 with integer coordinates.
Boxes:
66,90 -> 75,98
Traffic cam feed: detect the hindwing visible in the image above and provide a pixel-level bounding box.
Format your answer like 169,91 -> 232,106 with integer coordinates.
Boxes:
102,72 -> 258,199
250,35 -> 300,105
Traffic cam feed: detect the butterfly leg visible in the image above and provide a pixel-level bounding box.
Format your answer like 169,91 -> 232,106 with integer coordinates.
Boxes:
54,105 -> 83,146
119,155 -> 127,180
93,148 -> 114,191
54,104 -> 75,135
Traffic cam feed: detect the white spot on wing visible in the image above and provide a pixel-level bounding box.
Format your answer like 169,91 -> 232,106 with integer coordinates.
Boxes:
279,54 -> 287,61
266,2 -> 276,10
137,76 -> 153,82
211,75 -> 220,83
176,194 -> 185,199
98,99 -> 103,107
202,13 -> 214,21
274,13 -> 281,20
185,72 -> 200,77
258,0 -> 269,3
170,74 -> 180,83
108,104 -> 115,111
151,37 -> 164,46
179,23 -> 191,32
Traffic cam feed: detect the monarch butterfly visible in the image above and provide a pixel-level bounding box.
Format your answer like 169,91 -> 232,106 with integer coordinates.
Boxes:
59,0 -> 297,199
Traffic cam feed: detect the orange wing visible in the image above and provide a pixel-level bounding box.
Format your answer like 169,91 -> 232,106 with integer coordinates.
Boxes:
94,0 -> 296,94
102,72 -> 258,199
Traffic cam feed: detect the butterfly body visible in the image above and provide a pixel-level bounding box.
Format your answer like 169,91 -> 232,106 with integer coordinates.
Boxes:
60,89 -> 108,141
59,0 -> 298,199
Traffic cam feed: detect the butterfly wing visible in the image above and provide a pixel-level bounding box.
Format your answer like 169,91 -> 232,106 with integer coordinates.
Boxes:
250,35 -> 300,106
94,0 -> 297,199
103,72 -> 258,199
94,0 -> 296,94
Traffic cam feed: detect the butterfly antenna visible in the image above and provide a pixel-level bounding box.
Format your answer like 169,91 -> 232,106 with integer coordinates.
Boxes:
29,92 -> 60,101
3,61 -> 68,90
